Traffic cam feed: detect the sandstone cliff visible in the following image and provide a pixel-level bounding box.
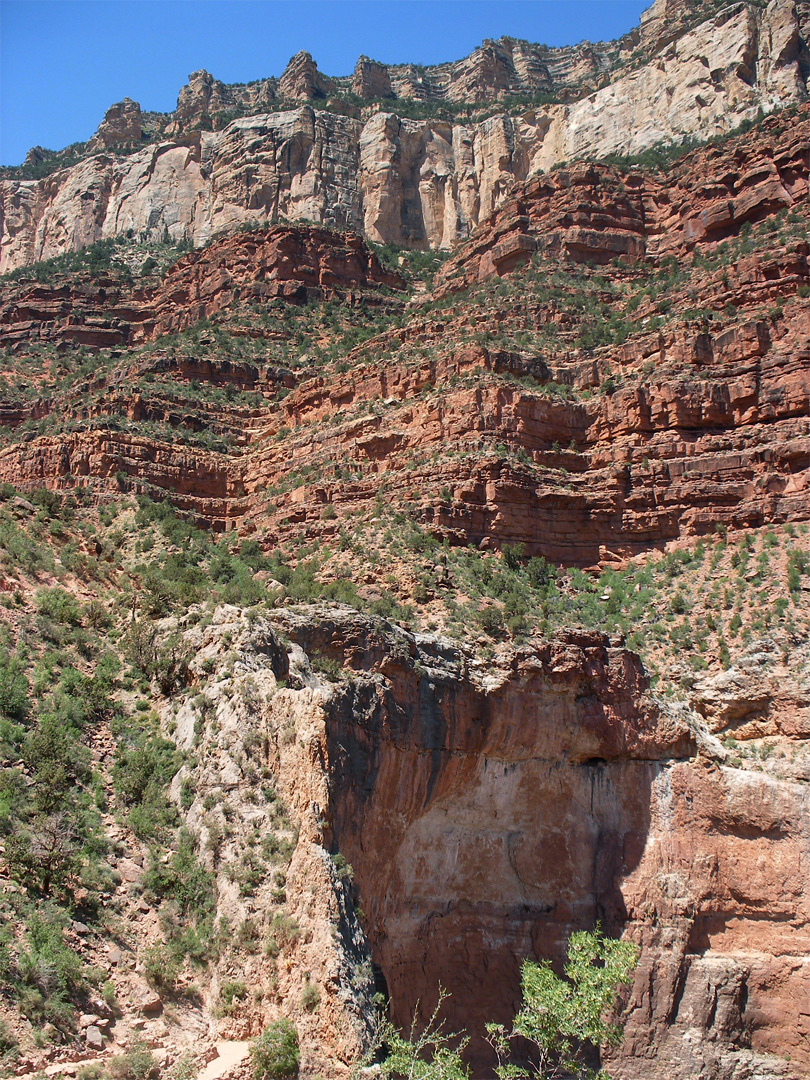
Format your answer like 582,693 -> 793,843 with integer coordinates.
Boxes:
2,0 -> 808,270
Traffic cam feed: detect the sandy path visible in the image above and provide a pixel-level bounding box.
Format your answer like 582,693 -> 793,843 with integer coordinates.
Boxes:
13,1039 -> 251,1080
197,1041 -> 251,1080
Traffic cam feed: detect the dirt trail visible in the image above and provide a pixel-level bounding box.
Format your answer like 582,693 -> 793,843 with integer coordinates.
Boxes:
198,1041 -> 251,1080
12,1040 -> 250,1080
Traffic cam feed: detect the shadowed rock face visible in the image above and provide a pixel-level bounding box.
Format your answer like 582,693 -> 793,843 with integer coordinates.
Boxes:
325,633 -> 676,1070
272,614 -> 674,1068
267,609 -> 809,1079
2,0 -> 808,270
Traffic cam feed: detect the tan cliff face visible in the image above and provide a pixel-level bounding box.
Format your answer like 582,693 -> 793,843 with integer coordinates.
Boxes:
2,0 -> 808,271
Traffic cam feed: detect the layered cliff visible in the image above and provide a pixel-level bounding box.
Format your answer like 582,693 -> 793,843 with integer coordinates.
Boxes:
2,108 -> 809,564
2,0 -> 809,269
2,13 -> 810,1079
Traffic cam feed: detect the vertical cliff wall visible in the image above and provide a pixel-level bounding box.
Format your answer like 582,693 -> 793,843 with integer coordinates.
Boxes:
268,610 -> 809,1080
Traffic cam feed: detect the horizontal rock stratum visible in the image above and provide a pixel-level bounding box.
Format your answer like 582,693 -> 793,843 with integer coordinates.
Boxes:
2,109 -> 809,562
2,0 -> 809,270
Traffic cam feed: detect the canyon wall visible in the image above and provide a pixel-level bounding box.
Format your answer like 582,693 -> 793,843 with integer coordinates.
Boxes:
84,603 -> 807,1078
1,6 -> 809,1076
265,607 -> 810,1080
2,0 -> 808,270
3,104 -> 810,562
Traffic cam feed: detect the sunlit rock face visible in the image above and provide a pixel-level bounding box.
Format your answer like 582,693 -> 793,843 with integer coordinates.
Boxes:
2,0 -> 808,271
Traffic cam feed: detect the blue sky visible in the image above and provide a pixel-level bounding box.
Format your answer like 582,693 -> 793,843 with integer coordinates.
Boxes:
1,1 -> 649,166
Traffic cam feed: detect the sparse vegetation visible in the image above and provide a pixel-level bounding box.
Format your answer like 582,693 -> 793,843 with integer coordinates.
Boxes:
375,987 -> 470,1080
487,927 -> 638,1079
377,928 -> 637,1080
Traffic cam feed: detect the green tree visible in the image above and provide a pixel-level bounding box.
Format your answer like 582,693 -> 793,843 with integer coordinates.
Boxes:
486,927 -> 637,1080
5,810 -> 81,895
377,988 -> 470,1080
36,586 -> 81,626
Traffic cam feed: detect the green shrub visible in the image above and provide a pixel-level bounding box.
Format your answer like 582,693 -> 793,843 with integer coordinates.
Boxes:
15,910 -> 86,1030
77,1065 -> 106,1080
5,815 -> 81,896
251,1019 -> 300,1080
142,829 -> 214,922
670,591 -> 689,615
787,548 -> 809,596
107,1038 -> 160,1080
31,488 -> 63,518
36,587 -> 81,626
300,979 -> 320,1012
113,725 -> 179,839
0,515 -> 52,573
264,914 -> 300,958
142,943 -> 180,991
219,979 -> 248,1015
376,988 -> 469,1080
168,1051 -> 200,1080
332,853 -> 353,883
310,653 -> 343,681
477,605 -> 505,637
23,712 -> 90,808
0,1018 -> 18,1059
0,650 -> 29,721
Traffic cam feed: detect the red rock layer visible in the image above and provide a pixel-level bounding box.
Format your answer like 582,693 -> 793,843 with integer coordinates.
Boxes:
0,312 -> 808,557
1,117 -> 810,563
0,224 -> 403,350
219,323 -> 808,562
148,226 -> 402,338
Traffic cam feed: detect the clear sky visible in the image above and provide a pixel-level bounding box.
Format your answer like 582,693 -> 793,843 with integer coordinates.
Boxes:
1,0 -> 649,166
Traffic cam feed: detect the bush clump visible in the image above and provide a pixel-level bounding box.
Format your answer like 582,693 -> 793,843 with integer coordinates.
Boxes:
251,1018 -> 300,1080
107,1038 -> 160,1080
